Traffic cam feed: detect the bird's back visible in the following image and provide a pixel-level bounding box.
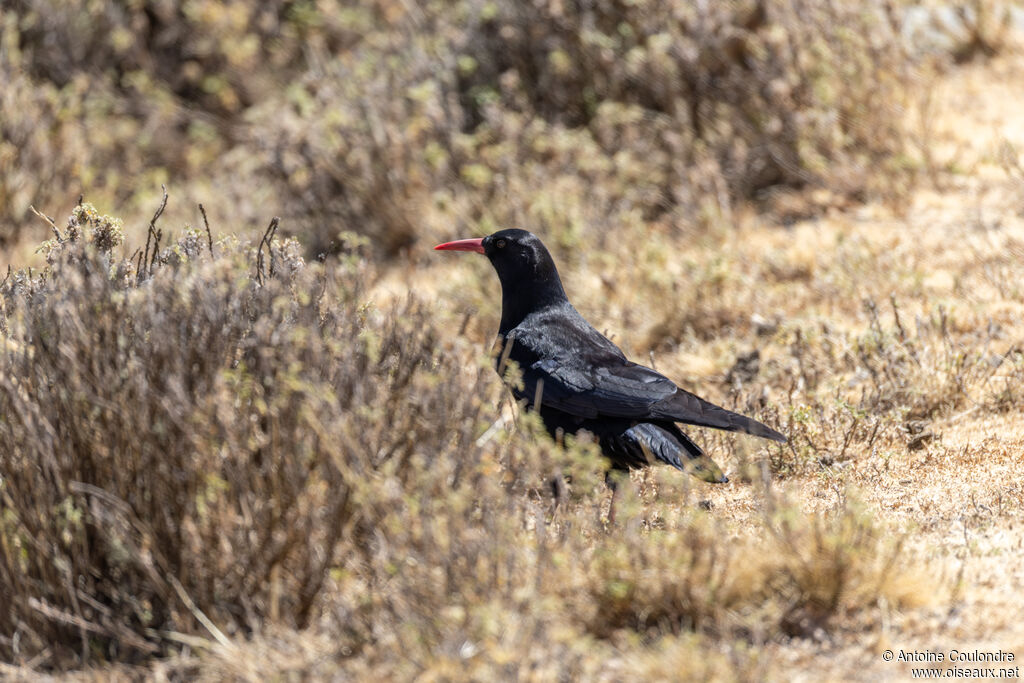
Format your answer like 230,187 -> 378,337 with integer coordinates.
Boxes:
497,301 -> 627,395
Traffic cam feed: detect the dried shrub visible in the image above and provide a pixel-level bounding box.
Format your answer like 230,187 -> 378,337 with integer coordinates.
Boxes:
0,0 -> 368,244
574,490 -> 923,641
459,0 -> 920,205
0,203 -> 492,666
7,0 -> 327,114
245,28 -> 462,257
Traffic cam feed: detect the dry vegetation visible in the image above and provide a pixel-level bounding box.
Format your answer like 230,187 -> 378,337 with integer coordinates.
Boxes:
0,199 -> 935,680
3,1 -> 1024,681
0,0 -> 935,254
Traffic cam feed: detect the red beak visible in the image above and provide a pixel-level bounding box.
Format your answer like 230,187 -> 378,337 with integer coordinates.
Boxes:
434,238 -> 485,254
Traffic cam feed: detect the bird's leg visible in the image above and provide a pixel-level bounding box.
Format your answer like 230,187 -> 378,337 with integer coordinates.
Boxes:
549,427 -> 569,514
604,469 -> 621,526
549,473 -> 568,512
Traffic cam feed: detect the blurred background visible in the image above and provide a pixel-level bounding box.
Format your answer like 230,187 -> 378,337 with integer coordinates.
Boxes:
3,0 -> 1020,264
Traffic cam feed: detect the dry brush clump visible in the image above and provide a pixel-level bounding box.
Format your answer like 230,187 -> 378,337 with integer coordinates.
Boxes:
459,0 -> 920,203
0,0 -> 368,243
0,201 -> 493,667
0,205 -> 934,677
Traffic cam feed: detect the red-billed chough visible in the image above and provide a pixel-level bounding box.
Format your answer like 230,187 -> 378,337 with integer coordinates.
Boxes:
435,229 -> 786,484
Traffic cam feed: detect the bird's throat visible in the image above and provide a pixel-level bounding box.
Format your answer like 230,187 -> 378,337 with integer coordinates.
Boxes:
498,276 -> 569,334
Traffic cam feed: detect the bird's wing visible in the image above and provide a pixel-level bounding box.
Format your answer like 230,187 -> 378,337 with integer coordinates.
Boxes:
504,317 -> 786,443
515,351 -> 786,443
520,359 -> 676,419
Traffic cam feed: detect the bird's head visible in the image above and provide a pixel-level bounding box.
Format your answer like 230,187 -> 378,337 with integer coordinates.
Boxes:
435,228 -> 563,291
435,229 -> 568,329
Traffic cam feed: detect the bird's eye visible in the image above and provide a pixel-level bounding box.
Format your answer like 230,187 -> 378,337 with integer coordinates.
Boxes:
495,238 -> 507,249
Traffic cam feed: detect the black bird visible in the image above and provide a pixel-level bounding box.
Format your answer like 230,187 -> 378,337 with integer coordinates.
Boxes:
435,229 -> 786,485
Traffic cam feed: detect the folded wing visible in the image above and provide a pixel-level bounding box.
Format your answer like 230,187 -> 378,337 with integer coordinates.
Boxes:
519,356 -> 786,443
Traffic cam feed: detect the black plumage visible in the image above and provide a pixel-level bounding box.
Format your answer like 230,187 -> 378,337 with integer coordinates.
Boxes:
435,229 -> 786,483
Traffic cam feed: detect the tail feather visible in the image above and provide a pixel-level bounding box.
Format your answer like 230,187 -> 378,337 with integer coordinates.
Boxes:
653,390 -> 787,443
